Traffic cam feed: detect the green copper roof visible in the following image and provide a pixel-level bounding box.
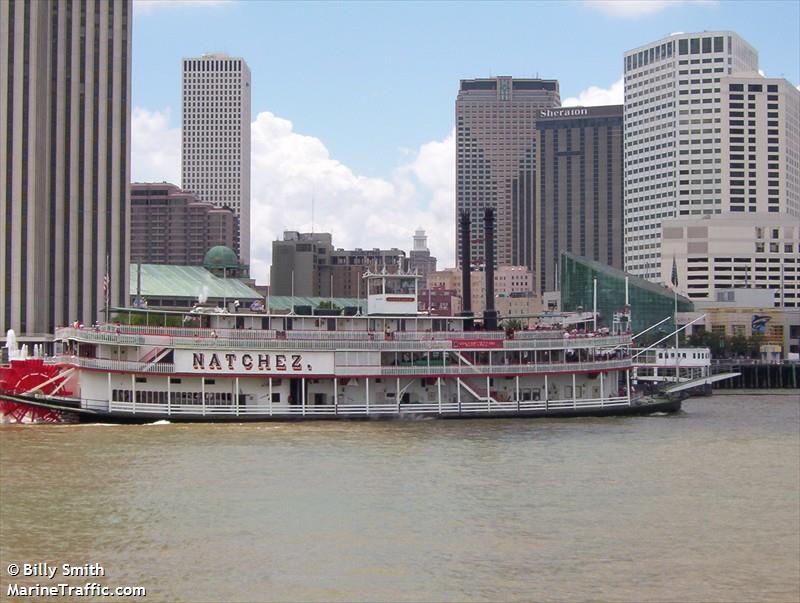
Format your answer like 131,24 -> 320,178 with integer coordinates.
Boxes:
130,264 -> 261,300
203,245 -> 240,270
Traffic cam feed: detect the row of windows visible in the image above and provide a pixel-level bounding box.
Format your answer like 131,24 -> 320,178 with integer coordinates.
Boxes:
183,59 -> 245,72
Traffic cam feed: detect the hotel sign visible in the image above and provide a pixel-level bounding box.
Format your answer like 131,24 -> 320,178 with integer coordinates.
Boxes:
174,350 -> 335,375
539,108 -> 588,118
537,106 -> 622,120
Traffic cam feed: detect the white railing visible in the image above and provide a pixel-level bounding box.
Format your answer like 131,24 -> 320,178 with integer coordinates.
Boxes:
104,395 -> 633,417
58,326 -> 631,353
50,356 -> 175,374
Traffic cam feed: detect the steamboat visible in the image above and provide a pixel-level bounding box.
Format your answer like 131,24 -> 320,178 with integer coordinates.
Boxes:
1,211 -> 720,424
0,267 -> 691,424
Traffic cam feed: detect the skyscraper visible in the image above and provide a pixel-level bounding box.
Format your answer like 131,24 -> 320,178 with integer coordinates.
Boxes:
623,32 -> 759,280
455,77 -> 560,271
717,76 -> 799,216
182,53 -> 251,265
1,0 -> 132,343
659,77 -> 800,304
535,105 -> 624,293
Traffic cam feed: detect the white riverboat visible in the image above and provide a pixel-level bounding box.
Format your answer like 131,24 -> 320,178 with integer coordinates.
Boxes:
0,270 -> 684,423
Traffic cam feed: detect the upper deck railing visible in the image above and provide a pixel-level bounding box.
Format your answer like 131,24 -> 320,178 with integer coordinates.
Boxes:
55,326 -> 631,352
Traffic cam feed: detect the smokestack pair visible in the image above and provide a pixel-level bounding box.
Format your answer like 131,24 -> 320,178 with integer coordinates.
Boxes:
458,208 -> 498,330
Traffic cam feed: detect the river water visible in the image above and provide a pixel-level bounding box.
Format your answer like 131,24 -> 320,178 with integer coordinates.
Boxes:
1,393 -> 798,602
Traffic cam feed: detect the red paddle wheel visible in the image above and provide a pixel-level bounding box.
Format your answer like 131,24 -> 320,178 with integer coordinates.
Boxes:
0,359 -> 74,423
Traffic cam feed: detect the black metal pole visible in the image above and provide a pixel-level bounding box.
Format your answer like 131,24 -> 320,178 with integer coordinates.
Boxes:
483,207 -> 498,330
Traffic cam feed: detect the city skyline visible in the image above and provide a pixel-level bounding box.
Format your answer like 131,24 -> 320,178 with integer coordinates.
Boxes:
130,1 -> 800,283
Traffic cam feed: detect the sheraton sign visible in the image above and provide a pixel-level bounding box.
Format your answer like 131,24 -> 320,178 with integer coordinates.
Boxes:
174,350 -> 335,375
539,108 -> 588,118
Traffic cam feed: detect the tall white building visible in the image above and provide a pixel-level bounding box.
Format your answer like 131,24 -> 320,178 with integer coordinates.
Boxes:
1,0 -> 132,343
623,32 -> 759,280
182,53 -> 251,266
718,76 -> 800,215
661,77 -> 800,306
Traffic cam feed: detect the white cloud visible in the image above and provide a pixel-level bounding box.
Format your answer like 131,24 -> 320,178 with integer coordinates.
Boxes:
130,107 -> 181,185
133,0 -> 234,16
562,77 -> 624,107
585,0 -> 716,18
131,107 -> 455,285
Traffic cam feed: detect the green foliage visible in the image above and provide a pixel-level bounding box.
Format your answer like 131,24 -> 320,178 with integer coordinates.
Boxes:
317,300 -> 341,310
502,319 -> 525,333
687,331 -> 764,359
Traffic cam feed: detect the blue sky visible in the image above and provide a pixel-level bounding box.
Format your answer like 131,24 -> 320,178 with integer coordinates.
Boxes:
131,0 -> 800,282
133,0 -> 799,176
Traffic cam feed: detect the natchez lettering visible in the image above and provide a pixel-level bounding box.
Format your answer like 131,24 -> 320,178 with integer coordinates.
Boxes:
192,352 -> 306,372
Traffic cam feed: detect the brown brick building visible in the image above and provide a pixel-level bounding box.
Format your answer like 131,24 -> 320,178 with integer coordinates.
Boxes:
130,182 -> 238,266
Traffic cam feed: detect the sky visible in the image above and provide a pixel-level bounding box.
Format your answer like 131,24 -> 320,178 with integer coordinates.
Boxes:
131,0 -> 800,284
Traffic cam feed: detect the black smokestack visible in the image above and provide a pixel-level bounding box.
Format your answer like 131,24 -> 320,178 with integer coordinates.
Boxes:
483,207 -> 498,330
459,210 -> 472,313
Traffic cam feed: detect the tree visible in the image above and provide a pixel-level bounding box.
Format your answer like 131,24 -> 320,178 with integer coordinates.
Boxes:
502,319 -> 525,334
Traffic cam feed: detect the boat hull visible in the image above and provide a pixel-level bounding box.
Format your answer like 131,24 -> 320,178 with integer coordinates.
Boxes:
1,393 -> 682,424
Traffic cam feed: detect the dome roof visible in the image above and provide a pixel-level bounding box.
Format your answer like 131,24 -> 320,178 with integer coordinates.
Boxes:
203,246 -> 240,270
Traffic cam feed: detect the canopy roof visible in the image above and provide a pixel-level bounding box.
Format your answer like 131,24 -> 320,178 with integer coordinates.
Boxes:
130,264 -> 261,300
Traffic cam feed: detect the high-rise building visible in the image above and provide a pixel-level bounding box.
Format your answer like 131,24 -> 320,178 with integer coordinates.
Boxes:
408,228 -> 437,278
534,105 -> 624,294
456,77 -> 560,271
1,0 -> 132,343
659,77 -> 800,305
130,183 -> 238,266
623,32 -> 759,280
270,232 -> 333,297
181,53 -> 251,265
718,76 -> 799,215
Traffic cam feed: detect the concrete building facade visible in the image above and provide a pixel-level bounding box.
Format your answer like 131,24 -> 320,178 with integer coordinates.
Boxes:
535,105 -> 624,294
679,289 -> 800,358
718,76 -> 800,215
623,32 -> 759,280
182,53 -> 251,265
661,214 -> 799,307
1,0 -> 132,341
456,77 -> 560,271
130,183 -> 238,266
269,231 -> 407,299
329,248 -> 407,299
659,77 -> 800,304
270,232 -> 333,297
427,266 -> 539,317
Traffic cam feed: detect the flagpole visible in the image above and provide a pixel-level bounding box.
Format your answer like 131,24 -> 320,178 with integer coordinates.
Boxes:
672,254 -> 679,383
